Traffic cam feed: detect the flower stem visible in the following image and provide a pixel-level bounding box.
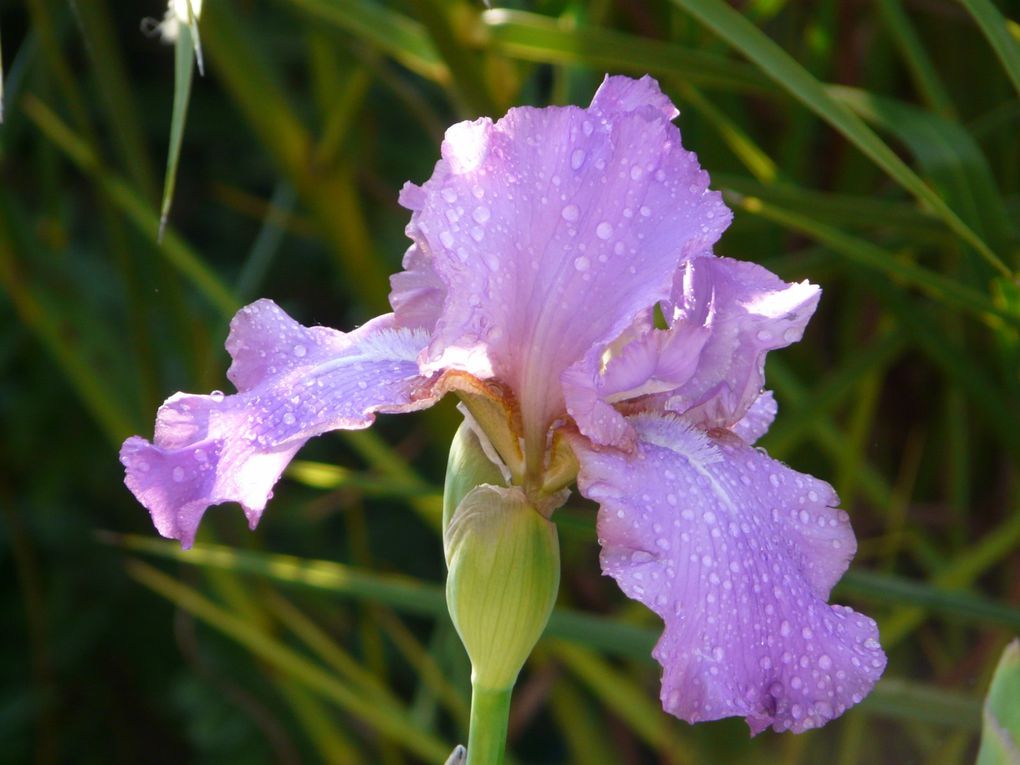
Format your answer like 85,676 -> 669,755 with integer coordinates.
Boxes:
466,683 -> 513,765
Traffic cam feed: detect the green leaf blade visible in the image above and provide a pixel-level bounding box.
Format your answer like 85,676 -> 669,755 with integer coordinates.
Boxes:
977,639 -> 1020,765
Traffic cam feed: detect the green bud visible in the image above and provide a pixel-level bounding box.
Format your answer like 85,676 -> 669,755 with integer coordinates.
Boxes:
444,425 -> 560,691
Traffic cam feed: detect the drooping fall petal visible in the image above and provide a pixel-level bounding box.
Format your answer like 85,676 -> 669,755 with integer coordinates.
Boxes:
571,412 -> 885,733
120,299 -> 436,547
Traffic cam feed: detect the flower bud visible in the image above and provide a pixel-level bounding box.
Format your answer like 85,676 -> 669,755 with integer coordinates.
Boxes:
444,426 -> 560,690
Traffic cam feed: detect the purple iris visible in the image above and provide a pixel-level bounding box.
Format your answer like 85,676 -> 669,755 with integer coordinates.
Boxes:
121,75 -> 886,733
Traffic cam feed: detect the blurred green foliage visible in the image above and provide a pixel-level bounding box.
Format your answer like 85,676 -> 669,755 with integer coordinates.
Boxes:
1,0 -> 1019,763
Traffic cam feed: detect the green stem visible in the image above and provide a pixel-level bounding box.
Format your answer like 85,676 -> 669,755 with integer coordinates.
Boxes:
466,684 -> 512,765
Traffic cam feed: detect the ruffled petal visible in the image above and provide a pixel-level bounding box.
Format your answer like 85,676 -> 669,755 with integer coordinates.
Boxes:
399,77 -> 730,447
120,300 -> 436,548
562,255 -> 814,448
589,74 -> 680,121
570,413 -> 885,734
665,256 -> 820,429
389,243 -> 446,332
731,390 -> 778,445
562,315 -> 710,448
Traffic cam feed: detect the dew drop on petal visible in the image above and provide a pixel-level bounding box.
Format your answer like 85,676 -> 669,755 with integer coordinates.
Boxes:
440,230 -> 455,248
571,149 -> 586,170
574,256 -> 590,272
172,466 -> 186,482
283,412 -> 296,425
561,204 -> 579,222
596,221 -> 614,240
472,206 -> 490,224
293,344 -> 307,358
210,390 -> 224,402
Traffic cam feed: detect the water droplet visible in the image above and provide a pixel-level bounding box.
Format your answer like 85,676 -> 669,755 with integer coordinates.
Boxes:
802,627 -> 813,639
571,149 -> 586,170
472,206 -> 490,224
582,120 -> 593,136
596,221 -> 613,240
293,344 -> 307,358
630,550 -> 653,564
573,256 -> 590,272
780,620 -> 792,637
630,165 -> 643,180
137,461 -> 150,473
210,390 -> 224,402
441,187 -> 458,203
640,206 -> 651,217
283,412 -> 296,425
561,204 -> 579,222
440,231 -> 455,248
172,466 -> 186,482
756,329 -> 772,341
471,227 -> 485,242
193,449 -> 208,463
818,654 -> 832,670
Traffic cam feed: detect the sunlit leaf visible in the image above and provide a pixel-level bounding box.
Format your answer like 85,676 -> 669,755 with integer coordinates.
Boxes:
977,639 -> 1020,765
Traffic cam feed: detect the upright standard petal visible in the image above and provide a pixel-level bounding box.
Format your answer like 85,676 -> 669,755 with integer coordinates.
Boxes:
120,300 -> 436,547
563,256 -> 816,448
398,76 -> 730,451
570,413 -> 885,733
665,256 -> 820,429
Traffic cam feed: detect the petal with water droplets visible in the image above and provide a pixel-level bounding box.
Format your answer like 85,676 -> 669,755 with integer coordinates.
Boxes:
398,75 -> 730,448
570,412 -> 885,734
664,256 -> 820,429
120,299 -> 436,548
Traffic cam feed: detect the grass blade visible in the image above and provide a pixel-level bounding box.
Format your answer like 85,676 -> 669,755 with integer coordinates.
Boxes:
550,641 -> 692,757
838,569 -> 1020,633
861,678 -> 980,731
159,22 -> 196,241
959,0 -> 1020,100
282,0 -> 447,83
1,17 -> 6,123
0,202 -> 136,443
830,85 -> 1015,253
669,0 -> 1011,276
875,0 -> 955,118
728,191 -> 1020,328
23,95 -> 239,317
125,559 -> 452,762
479,9 -> 770,93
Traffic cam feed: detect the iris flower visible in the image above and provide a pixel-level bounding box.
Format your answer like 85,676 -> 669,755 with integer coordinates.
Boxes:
121,75 -> 885,733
